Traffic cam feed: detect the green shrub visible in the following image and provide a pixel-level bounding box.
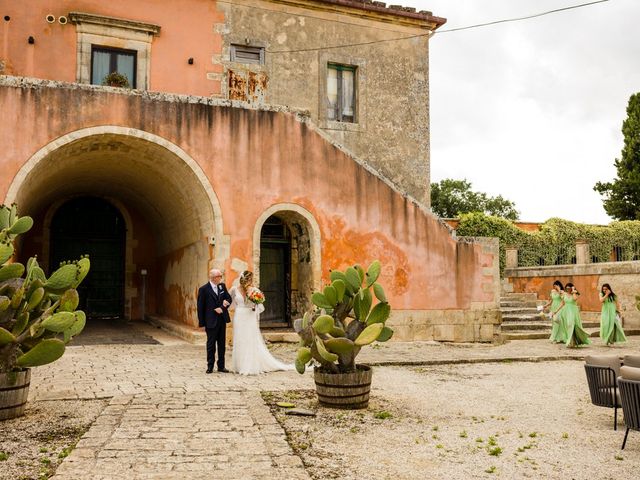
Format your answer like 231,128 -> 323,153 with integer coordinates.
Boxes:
456,212 -> 640,274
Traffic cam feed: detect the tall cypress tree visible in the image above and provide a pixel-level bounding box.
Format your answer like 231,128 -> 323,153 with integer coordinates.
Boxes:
594,93 -> 640,220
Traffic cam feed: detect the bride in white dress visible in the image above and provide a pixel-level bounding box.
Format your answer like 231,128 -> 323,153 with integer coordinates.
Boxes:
230,271 -> 293,375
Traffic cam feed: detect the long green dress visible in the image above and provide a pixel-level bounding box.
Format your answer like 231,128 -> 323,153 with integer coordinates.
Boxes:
549,290 -> 567,343
563,293 -> 591,347
599,295 -> 627,345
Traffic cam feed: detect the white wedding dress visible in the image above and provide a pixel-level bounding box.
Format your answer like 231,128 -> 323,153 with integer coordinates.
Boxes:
230,287 -> 293,375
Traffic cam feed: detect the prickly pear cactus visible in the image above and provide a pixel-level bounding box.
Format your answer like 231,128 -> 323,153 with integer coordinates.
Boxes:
294,260 -> 392,374
0,204 -> 90,373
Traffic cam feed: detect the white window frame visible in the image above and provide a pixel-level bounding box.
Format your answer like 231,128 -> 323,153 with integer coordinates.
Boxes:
69,12 -> 160,90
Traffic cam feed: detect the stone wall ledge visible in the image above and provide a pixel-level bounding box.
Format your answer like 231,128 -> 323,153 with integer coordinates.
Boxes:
505,260 -> 640,278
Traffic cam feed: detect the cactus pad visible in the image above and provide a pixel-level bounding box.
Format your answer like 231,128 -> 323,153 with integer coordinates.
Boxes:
42,311 -> 76,333
46,264 -> 78,292
324,337 -> 355,354
8,216 -> 33,235
0,263 -> 25,282
313,314 -> 334,334
59,289 -> 80,312
366,302 -> 391,326
0,243 -> 14,264
377,326 -> 394,342
373,282 -> 387,302
355,323 -> 384,346
311,292 -> 332,310
0,327 -> 16,345
16,338 -> 66,367
365,260 -> 381,287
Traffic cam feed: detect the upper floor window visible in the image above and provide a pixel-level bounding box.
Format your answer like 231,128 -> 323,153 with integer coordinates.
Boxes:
91,46 -> 137,88
230,44 -> 265,65
327,64 -> 356,123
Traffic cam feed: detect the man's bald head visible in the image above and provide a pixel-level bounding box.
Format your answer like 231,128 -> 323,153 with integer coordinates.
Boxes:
209,269 -> 223,284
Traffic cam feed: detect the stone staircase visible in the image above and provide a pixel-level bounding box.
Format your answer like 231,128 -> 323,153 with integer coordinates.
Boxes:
500,292 -> 551,340
500,292 -> 609,341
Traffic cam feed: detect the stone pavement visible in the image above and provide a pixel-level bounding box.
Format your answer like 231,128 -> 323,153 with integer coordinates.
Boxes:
36,322 -> 639,479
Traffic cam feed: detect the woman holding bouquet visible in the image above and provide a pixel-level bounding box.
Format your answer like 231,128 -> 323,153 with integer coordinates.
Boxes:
229,270 -> 293,375
545,280 -> 567,343
561,283 -> 591,348
599,283 -> 626,345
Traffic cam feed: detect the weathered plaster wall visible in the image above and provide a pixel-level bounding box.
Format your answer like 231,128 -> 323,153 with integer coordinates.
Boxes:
219,0 -> 436,205
0,0 -> 224,95
505,262 -> 640,329
0,78 -> 498,341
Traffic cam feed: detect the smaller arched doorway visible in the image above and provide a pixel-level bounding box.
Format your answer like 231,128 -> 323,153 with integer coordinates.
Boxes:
50,197 -> 126,318
258,209 -> 319,328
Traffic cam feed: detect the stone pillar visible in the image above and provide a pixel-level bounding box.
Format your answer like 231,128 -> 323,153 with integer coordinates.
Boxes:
576,240 -> 590,264
505,246 -> 518,269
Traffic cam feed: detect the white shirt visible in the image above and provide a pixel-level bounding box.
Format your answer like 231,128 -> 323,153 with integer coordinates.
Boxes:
209,281 -> 222,294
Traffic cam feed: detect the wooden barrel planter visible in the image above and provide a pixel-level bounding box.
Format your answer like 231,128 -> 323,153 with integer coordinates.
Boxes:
314,364 -> 372,409
0,369 -> 31,421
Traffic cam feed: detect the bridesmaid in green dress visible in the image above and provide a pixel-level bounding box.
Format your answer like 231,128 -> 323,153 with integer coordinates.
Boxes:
545,280 -> 567,343
599,283 -> 627,345
562,283 -> 591,348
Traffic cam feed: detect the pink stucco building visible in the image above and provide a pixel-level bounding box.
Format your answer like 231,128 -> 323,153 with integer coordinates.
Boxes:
0,0 -> 501,342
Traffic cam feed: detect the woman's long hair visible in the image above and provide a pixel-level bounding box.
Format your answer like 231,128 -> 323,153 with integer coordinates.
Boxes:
601,283 -> 617,302
565,282 -> 579,295
239,270 -> 253,295
552,280 -> 564,291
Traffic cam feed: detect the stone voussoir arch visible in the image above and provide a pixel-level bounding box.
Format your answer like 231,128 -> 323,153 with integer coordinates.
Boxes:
252,203 -> 322,292
4,125 -> 229,267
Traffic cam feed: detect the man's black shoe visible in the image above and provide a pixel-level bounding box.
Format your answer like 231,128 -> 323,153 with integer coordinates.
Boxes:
206,368 -> 213,374
218,368 -> 230,373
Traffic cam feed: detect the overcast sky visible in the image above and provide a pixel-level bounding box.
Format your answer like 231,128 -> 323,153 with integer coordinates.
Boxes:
400,0 -> 639,224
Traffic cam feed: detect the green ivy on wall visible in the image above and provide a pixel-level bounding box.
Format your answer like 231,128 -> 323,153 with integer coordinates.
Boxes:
455,212 -> 640,274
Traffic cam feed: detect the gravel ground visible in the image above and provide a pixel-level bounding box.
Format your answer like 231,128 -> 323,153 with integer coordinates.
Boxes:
264,361 -> 638,480
0,399 -> 107,480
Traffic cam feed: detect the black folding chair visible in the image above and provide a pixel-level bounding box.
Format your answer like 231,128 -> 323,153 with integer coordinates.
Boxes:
584,364 -> 620,430
619,378 -> 640,450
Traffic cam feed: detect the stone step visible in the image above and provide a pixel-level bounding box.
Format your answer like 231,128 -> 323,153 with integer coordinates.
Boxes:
502,322 -> 551,331
503,331 -> 551,340
501,293 -> 537,301
501,307 -> 540,315
500,301 -> 538,308
502,314 -> 545,322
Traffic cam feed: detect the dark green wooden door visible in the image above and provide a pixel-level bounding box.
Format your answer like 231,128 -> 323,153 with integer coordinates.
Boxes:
259,244 -> 289,326
259,216 -> 291,327
50,197 -> 126,318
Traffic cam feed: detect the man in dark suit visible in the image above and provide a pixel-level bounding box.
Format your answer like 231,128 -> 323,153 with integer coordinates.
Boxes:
197,268 -> 233,373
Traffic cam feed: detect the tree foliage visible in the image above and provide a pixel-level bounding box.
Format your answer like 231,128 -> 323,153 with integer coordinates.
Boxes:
594,92 -> 640,220
430,179 -> 519,220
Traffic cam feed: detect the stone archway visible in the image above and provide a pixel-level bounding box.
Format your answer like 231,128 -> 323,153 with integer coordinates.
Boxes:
5,126 -> 228,326
253,204 -> 321,327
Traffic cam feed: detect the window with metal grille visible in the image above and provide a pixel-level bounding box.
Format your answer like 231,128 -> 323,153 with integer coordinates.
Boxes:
327,63 -> 356,123
230,44 -> 265,65
91,46 -> 137,88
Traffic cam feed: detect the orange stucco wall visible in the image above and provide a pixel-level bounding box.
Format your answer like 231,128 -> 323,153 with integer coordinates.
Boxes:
0,81 -> 496,324
509,276 -> 601,312
0,0 -> 223,96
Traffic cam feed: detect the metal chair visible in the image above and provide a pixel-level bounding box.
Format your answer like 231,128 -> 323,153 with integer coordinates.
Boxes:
619,379 -> 640,449
584,364 -> 620,430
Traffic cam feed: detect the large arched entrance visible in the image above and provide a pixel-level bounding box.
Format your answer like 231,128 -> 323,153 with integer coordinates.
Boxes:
6,127 -> 226,327
50,197 -> 126,318
254,205 -> 321,329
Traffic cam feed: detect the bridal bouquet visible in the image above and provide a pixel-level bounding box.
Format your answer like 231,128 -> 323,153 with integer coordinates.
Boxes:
247,288 -> 266,305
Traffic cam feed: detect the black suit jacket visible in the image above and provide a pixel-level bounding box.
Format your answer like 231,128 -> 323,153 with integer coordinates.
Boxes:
197,282 -> 232,329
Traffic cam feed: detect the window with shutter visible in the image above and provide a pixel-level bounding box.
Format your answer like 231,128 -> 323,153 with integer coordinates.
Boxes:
230,45 -> 265,65
327,63 -> 357,123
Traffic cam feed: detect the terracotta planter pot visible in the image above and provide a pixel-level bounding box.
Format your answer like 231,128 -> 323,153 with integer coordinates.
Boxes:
0,369 -> 31,420
314,364 -> 372,409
